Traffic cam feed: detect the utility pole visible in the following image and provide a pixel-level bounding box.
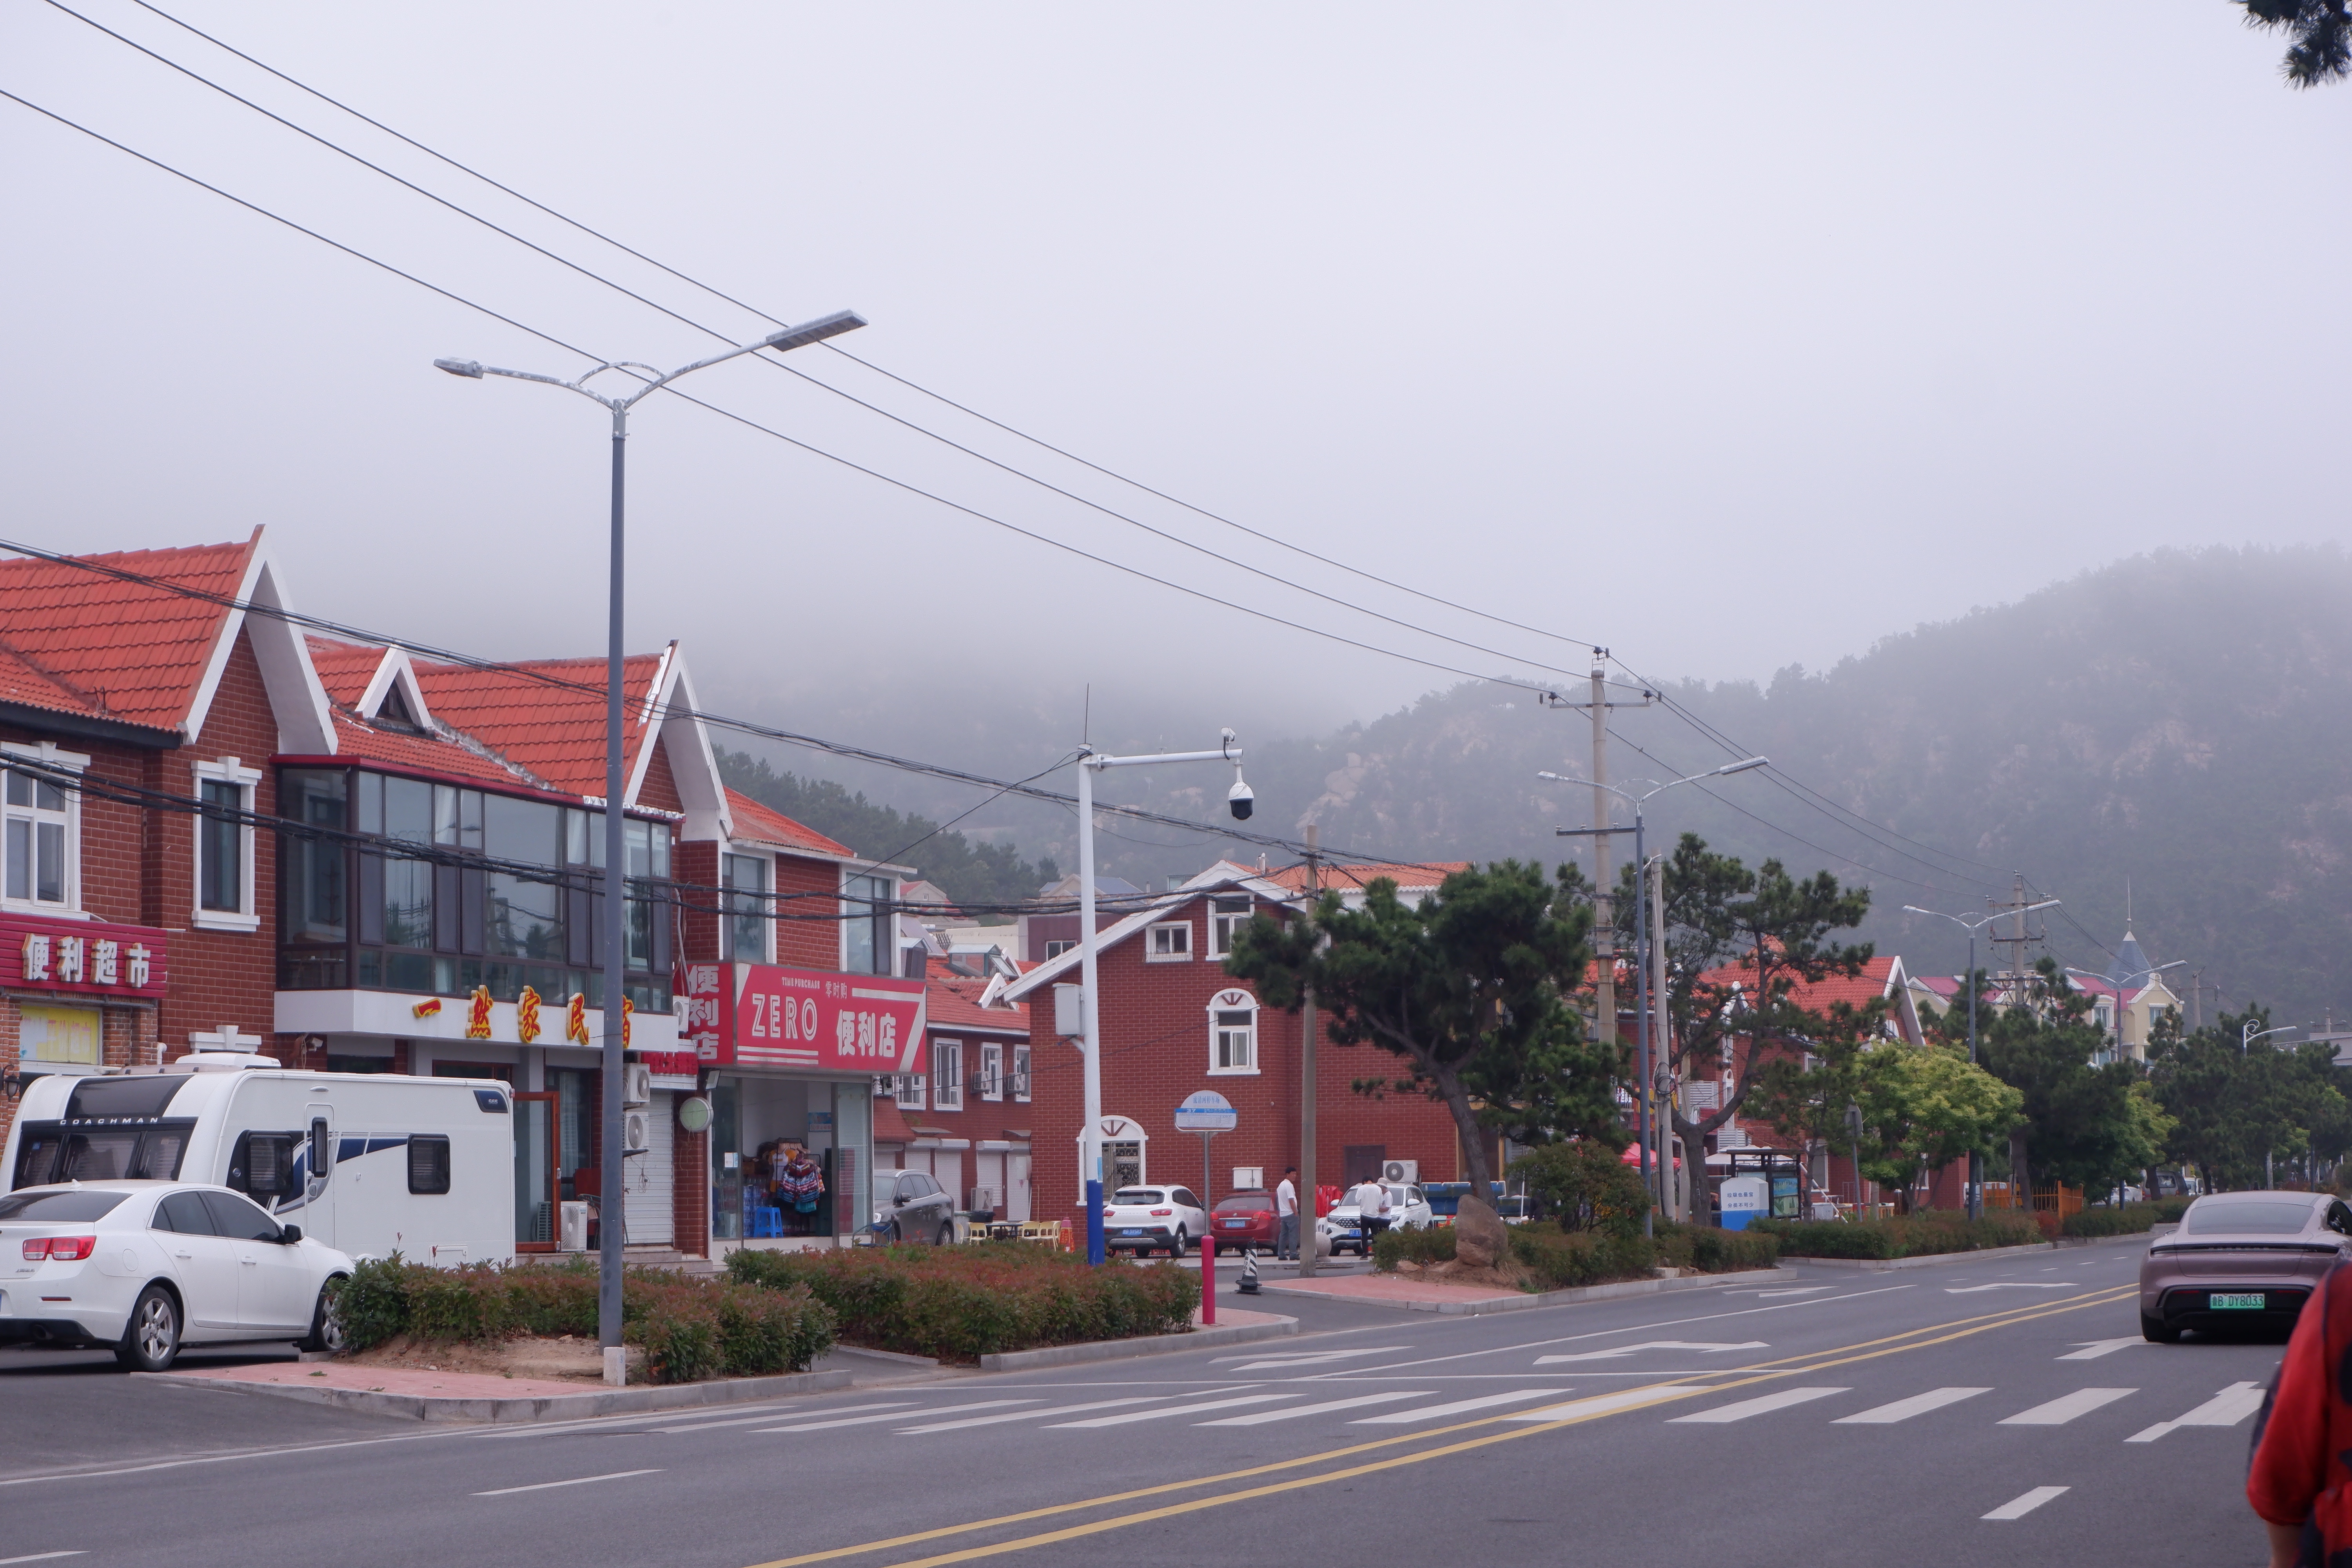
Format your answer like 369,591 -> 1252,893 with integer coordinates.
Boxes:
1298,825 -> 1320,1279
1651,852 -> 1677,1221
1541,651 -> 1655,1074
1985,874 -> 2051,1011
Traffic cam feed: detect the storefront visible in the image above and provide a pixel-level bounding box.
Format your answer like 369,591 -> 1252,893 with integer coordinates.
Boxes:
1,915 -> 169,1138
681,960 -> 924,1253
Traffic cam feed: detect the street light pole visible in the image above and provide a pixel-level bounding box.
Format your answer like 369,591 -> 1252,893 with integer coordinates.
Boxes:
1073,733 -> 1250,1266
1547,756 -> 1767,1238
436,310 -> 864,1385
2243,1021 -> 2297,1055
1904,899 -> 2058,1221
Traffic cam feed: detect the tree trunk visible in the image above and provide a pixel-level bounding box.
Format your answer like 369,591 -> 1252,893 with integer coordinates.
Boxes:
1433,1067 -> 1493,1198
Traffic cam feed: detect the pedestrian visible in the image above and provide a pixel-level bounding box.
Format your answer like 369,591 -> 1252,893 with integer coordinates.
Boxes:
1351,1176 -> 1392,1255
2249,1265 -> 2352,1564
1275,1166 -> 1299,1261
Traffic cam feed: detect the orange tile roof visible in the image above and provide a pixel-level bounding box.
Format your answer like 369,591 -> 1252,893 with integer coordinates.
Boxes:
1698,953 -> 1901,1013
925,975 -> 1027,1033
410,652 -> 664,800
306,637 -> 385,709
724,786 -> 853,859
0,535 -> 256,735
1264,860 -> 1470,893
327,713 -> 540,789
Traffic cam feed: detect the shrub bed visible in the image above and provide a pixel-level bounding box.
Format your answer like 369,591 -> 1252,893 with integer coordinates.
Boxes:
1653,1220 -> 1781,1274
331,1256 -> 834,1384
726,1242 -> 1197,1363
2062,1196 -> 2192,1238
1748,1210 -> 2042,1260
1371,1222 -> 1662,1289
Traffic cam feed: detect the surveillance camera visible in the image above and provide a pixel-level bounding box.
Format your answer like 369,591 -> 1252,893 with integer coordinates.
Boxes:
1229,779 -> 1256,821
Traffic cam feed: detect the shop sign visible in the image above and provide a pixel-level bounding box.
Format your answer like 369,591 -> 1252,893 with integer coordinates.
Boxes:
681,961 -> 925,1072
0,913 -> 168,1001
634,1048 -> 701,1090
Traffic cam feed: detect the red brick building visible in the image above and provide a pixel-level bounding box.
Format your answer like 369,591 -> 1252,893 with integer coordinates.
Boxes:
873,972 -> 1033,1221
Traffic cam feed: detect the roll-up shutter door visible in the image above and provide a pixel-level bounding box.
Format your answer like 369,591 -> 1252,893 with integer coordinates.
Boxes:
625,1091 -> 675,1245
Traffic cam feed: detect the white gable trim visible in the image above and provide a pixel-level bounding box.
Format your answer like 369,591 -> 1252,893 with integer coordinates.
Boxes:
1000,869 -> 1291,1002
180,536 -> 336,755
357,646 -> 434,730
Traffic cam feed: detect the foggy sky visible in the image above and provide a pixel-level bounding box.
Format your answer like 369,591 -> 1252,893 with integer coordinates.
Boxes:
5,4 -> 2346,785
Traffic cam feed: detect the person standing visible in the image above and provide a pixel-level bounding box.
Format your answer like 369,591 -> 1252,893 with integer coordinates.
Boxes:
2249,1262 -> 2352,1564
1351,1176 -> 1392,1254
1275,1167 -> 1299,1261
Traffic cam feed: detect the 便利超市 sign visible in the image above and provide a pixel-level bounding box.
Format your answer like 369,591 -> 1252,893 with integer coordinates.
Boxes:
678,962 -> 925,1073
0,913 -> 168,1000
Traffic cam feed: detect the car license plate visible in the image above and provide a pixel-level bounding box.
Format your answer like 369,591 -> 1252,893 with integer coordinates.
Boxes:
1120,1228 -> 1142,1237
2210,1292 -> 2267,1310
1223,1219 -> 1246,1228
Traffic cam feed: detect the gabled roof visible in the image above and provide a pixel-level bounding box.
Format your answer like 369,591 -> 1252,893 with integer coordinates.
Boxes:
1261,860 -> 1469,894
722,786 -> 854,860
1698,953 -> 1924,1045
926,975 -> 1028,1034
1002,866 -> 1292,1001
410,650 -> 666,800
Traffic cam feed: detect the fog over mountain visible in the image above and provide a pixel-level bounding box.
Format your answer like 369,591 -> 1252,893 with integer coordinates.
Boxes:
731,546 -> 2352,1030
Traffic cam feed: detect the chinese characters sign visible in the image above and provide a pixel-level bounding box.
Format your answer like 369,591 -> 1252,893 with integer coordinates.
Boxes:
680,961 -> 925,1072
0,914 -> 167,1001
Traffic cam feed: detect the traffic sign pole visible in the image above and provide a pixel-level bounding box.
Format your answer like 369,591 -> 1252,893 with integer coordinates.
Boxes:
1172,1090 -> 1238,1330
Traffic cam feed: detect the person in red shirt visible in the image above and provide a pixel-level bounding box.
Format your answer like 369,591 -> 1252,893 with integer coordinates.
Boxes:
2247,1267 -> 2352,1565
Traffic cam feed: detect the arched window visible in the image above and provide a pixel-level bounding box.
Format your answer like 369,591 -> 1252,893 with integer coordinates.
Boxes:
1207,988 -> 1259,1075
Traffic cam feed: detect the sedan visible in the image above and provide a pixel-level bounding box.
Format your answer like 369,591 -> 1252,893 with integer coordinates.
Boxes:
2139,1190 -> 2352,1342
871,1170 -> 957,1245
0,1180 -> 356,1371
1103,1185 -> 1208,1257
1209,1191 -> 1278,1256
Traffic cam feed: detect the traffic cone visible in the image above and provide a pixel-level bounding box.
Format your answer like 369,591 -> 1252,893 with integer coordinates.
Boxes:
1238,1248 -> 1261,1294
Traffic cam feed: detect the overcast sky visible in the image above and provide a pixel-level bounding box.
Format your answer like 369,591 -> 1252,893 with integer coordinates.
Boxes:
5,3 -> 2344,773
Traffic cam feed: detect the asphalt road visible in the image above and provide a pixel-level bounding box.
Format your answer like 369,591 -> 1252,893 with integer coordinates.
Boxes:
0,1239 -> 2288,1567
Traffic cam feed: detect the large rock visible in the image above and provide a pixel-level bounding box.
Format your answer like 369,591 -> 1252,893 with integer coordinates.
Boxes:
1453,1196 -> 1509,1270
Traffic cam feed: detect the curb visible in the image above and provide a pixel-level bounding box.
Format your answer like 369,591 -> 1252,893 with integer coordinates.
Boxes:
136,1367 -> 855,1425
978,1316 -> 1297,1371
1256,1267 -> 1784,1317
1775,1238 -> 2110,1271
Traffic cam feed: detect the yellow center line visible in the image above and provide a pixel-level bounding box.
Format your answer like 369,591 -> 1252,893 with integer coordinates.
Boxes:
742,1285 -> 2138,1568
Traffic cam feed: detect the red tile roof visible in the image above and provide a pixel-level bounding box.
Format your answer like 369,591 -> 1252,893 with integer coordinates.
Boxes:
306,637 -> 385,709
724,786 -> 853,860
1264,860 -> 1470,893
926,975 -> 1027,1033
1698,953 -> 1903,1013
327,713 -> 539,789
0,535 -> 256,735
872,1096 -> 919,1146
410,652 -> 665,800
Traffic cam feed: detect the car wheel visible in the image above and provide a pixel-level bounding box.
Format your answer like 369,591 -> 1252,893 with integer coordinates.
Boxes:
2141,1311 -> 2181,1344
936,1223 -> 955,1247
296,1279 -> 348,1354
1169,1228 -> 1188,1259
116,1284 -> 180,1372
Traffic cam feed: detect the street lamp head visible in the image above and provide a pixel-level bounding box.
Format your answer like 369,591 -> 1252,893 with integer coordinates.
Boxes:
1535,770 -> 1569,783
1713,756 -> 1769,777
433,358 -> 484,379
761,310 -> 867,353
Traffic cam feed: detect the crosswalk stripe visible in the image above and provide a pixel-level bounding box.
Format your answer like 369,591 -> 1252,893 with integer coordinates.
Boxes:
1998,1388 -> 2135,1426
754,1401 -> 1037,1434
1353,1390 -> 1564,1424
1196,1392 -> 1431,1426
1833,1387 -> 1991,1425
1983,1485 -> 2068,1521
1670,1387 -> 1849,1424
1508,1386 -> 1707,1423
2126,1381 -> 2267,1443
664,1403 -> 915,1435
1049,1395 -> 1296,1429
895,1399 -> 1161,1434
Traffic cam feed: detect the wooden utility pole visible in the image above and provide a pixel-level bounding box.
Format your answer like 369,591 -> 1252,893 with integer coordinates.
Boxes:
1297,825 -> 1321,1278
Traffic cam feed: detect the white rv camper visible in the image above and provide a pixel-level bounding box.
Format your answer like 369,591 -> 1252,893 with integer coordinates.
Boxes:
4,1053 -> 514,1266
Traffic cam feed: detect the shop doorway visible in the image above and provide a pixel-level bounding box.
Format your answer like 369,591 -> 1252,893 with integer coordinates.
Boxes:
1343,1145 -> 1387,1185
514,1091 -> 558,1252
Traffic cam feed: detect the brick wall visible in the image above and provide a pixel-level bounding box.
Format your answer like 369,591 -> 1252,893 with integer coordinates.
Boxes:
675,839 -> 719,963
674,1120 -> 709,1256
773,853 -> 840,971
636,735 -> 684,815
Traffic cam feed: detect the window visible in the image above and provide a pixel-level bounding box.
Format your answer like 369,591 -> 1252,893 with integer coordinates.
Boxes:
1012,1044 -> 1031,1102
933,1040 -> 964,1111
408,1134 -> 452,1195
724,853 -> 768,963
1044,939 -> 1074,960
980,1042 -> 1004,1101
2,750 -> 83,911
227,1131 -> 301,1201
895,1069 -> 926,1112
192,756 -> 262,929
843,873 -> 893,975
200,1189 -> 283,1242
1207,987 -> 1259,1074
1147,921 -> 1192,962
1207,895 -> 1252,958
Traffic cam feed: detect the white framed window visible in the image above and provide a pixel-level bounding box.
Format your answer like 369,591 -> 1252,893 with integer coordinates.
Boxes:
979,1042 -> 1004,1101
2,743 -> 86,914
933,1039 -> 964,1111
1146,921 -> 1193,962
894,1070 -> 926,1112
192,756 -> 262,932
1207,987 -> 1259,1075
1012,1044 -> 1031,1102
1207,895 -> 1252,958
723,852 -> 769,963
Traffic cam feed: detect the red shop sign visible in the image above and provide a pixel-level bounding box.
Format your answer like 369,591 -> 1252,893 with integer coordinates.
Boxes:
679,962 -> 926,1072
0,913 -> 169,1000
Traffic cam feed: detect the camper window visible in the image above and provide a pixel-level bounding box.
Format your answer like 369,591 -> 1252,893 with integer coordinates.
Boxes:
409,1134 -> 452,1195
228,1131 -> 299,1201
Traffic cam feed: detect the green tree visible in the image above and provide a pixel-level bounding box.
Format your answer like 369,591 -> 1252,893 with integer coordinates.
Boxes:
1224,861 -> 1614,1198
2149,1007 -> 2352,1189
1975,961 -> 2172,1198
2241,1 -> 2352,87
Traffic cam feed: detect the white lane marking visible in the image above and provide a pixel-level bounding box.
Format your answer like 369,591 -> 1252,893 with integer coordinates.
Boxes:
473,1468 -> 662,1497
2126,1381 -> 2267,1443
1537,1340 -> 1768,1364
1669,1387 -> 1849,1424
2057,1339 -> 2142,1361
1221,1347 -> 1406,1370
1354,1390 -> 1564,1424
0,1553 -> 89,1564
658,1402 -> 915,1434
1999,1388 -> 2136,1426
898,1398 -> 1161,1433
1050,1394 -> 1296,1428
1983,1485 -> 2068,1521
1947,1283 -> 2073,1294
1746,1287 -> 1834,1299
1509,1386 -> 1708,1422
756,1400 -> 1038,1433
1833,1387 -> 1991,1425
1198,1392 -> 1430,1426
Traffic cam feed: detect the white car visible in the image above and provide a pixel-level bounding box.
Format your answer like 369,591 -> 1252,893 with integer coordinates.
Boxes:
1318,1183 -> 1435,1256
1102,1185 -> 1209,1258
0,1180 -> 356,1371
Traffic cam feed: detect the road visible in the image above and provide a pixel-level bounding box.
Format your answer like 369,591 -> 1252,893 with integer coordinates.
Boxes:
0,1238 -> 2285,1567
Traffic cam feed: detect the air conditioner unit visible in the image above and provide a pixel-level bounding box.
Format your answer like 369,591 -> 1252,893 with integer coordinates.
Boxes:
559,1200 -> 591,1252
1383,1159 -> 1418,1185
970,1187 -> 996,1212
622,1109 -> 652,1152
622,1064 -> 652,1106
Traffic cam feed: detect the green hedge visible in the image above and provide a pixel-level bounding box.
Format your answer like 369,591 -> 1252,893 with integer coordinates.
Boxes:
2062,1196 -> 2192,1237
1371,1222 -> 1661,1289
726,1242 -> 1198,1363
1747,1210 -> 2042,1259
330,1256 -> 834,1384
1653,1220 -> 1781,1274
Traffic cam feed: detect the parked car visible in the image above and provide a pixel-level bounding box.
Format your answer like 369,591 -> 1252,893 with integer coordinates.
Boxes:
1103,1185 -> 1208,1257
871,1169 -> 957,1245
0,1180 -> 356,1371
1209,1191 -> 1278,1255
2139,1190 -> 2352,1342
